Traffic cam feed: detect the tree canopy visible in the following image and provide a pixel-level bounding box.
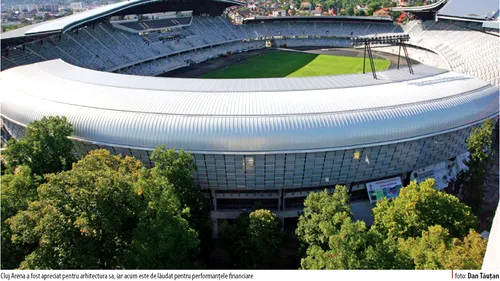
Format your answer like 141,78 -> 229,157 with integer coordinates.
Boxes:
457,119 -> 495,215
150,146 -> 210,231
150,146 -> 212,262
220,209 -> 283,269
372,179 -> 476,240
1,117 -> 211,269
398,225 -> 487,270
296,186 -> 352,251
3,116 -> 75,176
1,166 -> 37,269
7,150 -> 200,269
299,179 -> 486,270
300,217 -> 370,269
125,165 -> 200,269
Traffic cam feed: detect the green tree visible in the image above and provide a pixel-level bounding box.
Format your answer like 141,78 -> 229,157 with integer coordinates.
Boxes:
457,119 -> 495,215
391,11 -> 402,19
1,23 -> 29,32
325,0 -> 336,9
298,179 -> 483,270
355,10 -> 366,16
219,213 -> 250,266
125,167 -> 200,269
362,227 -> 413,269
397,225 -> 449,269
388,2 -> 397,7
150,146 -> 212,262
441,229 -> 487,269
3,116 -> 75,176
296,186 -> 352,252
1,166 -> 37,269
245,210 -> 283,268
7,150 -> 200,269
300,218 -> 369,269
372,179 -> 476,240
368,1 -> 381,10
8,150 -> 143,269
345,6 -> 355,16
398,225 -> 486,269
220,210 -> 283,269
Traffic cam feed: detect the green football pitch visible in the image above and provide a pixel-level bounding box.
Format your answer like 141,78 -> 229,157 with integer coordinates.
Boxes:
201,51 -> 390,79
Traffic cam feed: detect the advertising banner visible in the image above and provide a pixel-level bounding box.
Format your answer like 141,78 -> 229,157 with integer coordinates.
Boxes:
410,161 -> 450,190
366,177 -> 403,204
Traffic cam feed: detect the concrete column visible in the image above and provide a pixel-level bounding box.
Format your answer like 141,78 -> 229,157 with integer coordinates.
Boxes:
212,219 -> 219,239
211,189 -> 217,211
278,189 -> 282,211
282,196 -> 286,211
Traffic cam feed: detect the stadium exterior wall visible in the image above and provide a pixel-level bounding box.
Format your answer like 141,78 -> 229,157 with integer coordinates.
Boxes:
1,116 -> 478,189
2,115 -> 496,226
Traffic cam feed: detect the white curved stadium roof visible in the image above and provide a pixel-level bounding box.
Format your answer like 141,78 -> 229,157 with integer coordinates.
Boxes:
1,59 -> 498,153
0,0 -> 245,40
0,0 -> 146,39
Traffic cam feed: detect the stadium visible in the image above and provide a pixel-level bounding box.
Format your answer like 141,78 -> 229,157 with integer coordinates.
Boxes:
1,0 -> 499,233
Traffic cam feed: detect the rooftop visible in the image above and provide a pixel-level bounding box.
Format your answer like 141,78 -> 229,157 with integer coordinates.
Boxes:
437,0 -> 499,20
1,59 -> 497,153
1,0 -> 146,40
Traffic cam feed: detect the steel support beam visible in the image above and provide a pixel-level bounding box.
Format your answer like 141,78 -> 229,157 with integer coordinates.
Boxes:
402,44 -> 414,74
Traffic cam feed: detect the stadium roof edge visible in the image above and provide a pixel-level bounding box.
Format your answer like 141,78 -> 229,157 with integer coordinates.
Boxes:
391,0 -> 447,12
1,0 -> 244,43
27,0 -> 156,36
437,0 -> 499,21
4,58 -> 449,92
1,0 -> 148,40
483,21 -> 500,30
436,15 -> 491,23
243,15 -> 394,24
0,20 -> 57,41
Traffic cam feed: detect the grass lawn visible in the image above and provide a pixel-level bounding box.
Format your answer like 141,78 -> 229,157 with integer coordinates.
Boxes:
201,51 -> 390,79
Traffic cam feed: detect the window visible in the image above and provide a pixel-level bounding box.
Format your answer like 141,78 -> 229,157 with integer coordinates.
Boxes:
242,156 -> 255,171
353,150 -> 361,160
